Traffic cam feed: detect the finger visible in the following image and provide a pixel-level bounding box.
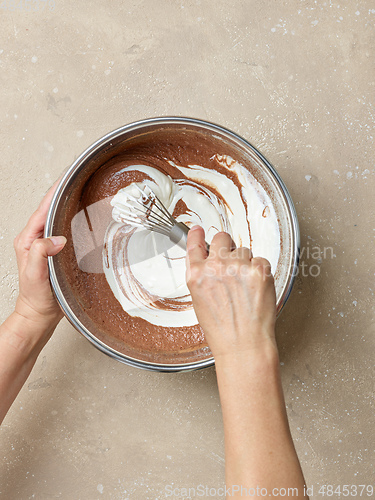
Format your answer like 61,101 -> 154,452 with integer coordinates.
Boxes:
37,177 -> 61,216
26,236 -> 67,283
251,257 -> 273,279
15,178 -> 62,268
22,178 -> 61,244
186,225 -> 208,265
209,231 -> 235,259
251,256 -> 271,268
230,246 -> 253,261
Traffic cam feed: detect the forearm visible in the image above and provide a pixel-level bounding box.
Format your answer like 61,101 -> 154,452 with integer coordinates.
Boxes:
0,312 -> 55,424
216,342 -> 307,499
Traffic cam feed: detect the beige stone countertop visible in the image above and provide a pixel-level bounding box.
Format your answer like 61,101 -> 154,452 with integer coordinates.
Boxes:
0,1 -> 374,498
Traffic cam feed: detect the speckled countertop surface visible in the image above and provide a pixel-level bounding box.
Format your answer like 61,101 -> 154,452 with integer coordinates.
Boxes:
0,1 -> 374,498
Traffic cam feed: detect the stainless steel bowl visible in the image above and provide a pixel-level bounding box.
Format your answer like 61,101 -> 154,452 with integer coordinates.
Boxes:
45,117 -> 300,372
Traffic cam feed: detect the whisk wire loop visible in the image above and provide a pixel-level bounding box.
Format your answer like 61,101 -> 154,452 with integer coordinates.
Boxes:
112,184 -> 191,249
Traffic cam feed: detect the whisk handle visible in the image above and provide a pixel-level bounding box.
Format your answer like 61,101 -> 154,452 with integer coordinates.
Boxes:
169,222 -> 210,252
169,222 -> 190,250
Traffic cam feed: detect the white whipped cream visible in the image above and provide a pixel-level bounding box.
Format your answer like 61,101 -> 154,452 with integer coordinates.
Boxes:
103,156 -> 280,327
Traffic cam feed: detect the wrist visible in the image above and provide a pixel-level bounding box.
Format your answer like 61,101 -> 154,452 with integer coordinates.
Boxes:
1,310 -> 58,362
15,294 -> 62,330
214,338 -> 280,374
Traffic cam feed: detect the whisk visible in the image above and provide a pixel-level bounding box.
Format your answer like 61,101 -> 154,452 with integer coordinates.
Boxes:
111,185 -> 192,250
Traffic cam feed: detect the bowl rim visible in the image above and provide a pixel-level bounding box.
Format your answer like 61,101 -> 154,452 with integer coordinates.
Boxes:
45,116 -> 300,372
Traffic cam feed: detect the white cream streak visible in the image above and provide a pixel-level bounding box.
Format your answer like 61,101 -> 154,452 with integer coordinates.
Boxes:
103,156 -> 280,327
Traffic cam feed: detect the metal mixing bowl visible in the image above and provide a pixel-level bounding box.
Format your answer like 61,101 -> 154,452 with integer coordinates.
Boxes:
45,117 -> 300,372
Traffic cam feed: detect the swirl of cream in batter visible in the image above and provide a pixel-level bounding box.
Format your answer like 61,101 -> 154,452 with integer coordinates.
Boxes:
102,156 -> 280,327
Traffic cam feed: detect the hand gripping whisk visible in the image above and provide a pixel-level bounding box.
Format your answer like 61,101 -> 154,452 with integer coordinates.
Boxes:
111,185 -> 191,250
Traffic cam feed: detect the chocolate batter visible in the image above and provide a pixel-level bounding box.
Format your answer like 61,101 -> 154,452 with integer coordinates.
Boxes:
54,126 -> 278,364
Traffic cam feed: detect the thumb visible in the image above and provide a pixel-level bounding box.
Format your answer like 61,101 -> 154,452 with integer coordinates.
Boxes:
26,236 -> 67,283
46,236 -> 67,256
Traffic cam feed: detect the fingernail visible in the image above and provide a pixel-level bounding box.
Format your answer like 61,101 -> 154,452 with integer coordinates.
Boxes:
190,225 -> 202,231
50,236 -> 67,246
